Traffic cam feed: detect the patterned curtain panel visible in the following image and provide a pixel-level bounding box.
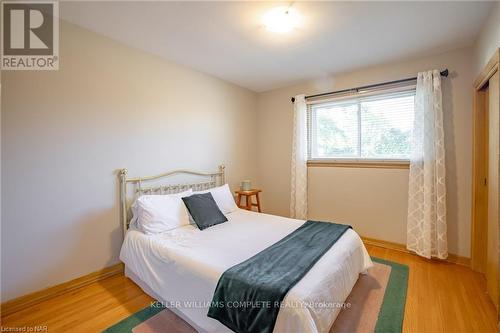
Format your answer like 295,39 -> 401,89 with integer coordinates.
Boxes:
407,70 -> 448,259
290,94 -> 308,219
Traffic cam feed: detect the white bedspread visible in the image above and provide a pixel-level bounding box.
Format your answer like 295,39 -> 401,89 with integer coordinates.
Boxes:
120,209 -> 373,333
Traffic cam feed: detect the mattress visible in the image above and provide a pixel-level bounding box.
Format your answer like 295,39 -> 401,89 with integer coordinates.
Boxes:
120,209 -> 373,333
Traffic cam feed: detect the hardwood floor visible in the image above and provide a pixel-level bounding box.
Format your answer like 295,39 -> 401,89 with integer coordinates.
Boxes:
1,245 -> 498,332
367,245 -> 498,333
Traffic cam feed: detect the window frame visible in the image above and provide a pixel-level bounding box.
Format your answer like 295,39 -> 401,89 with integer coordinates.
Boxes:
306,86 -> 415,168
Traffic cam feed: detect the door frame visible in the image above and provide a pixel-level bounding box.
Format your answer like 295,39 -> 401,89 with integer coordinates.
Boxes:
471,48 -> 499,273
471,49 -> 499,324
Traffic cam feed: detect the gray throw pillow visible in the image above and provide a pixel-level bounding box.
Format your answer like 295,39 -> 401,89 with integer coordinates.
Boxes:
182,192 -> 228,230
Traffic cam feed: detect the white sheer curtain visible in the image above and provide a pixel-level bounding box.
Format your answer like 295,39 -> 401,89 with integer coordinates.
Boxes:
407,70 -> 447,259
290,94 -> 308,219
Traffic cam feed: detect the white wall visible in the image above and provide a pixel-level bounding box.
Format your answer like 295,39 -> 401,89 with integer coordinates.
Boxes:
473,2 -> 500,76
257,47 -> 473,257
1,21 -> 258,301
308,167 -> 410,244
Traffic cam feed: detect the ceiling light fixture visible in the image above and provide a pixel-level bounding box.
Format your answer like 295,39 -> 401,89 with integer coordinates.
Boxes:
262,6 -> 301,34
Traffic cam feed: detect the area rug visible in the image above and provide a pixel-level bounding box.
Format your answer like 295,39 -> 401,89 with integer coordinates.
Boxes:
104,257 -> 408,333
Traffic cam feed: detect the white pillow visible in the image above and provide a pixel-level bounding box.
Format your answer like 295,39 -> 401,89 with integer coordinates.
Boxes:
193,184 -> 238,214
132,189 -> 192,234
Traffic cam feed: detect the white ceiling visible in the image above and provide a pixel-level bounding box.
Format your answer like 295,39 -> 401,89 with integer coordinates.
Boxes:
61,1 -> 493,92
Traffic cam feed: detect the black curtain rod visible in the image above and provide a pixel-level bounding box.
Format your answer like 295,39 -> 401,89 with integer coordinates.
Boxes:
291,69 -> 448,103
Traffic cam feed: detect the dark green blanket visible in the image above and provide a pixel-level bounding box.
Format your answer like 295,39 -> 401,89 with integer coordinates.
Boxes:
207,220 -> 351,333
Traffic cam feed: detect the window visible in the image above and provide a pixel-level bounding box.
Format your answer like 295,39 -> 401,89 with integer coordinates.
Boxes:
308,89 -> 415,162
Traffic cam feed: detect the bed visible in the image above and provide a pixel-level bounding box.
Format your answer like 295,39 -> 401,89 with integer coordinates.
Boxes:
118,166 -> 373,333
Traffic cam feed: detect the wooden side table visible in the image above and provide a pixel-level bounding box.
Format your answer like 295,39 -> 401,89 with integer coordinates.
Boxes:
235,189 -> 262,212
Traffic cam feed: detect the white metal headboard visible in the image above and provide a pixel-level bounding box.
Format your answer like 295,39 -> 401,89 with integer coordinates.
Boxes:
119,165 -> 225,238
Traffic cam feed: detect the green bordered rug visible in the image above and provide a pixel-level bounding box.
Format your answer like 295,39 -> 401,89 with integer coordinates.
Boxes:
104,257 -> 408,333
372,257 -> 409,333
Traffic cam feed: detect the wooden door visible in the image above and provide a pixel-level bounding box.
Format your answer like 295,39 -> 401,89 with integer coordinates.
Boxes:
486,72 -> 499,309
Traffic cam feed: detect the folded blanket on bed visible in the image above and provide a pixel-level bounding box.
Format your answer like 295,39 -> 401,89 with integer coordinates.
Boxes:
207,220 -> 351,333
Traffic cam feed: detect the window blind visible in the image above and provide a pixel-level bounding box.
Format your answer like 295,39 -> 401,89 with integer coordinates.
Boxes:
307,89 -> 415,161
